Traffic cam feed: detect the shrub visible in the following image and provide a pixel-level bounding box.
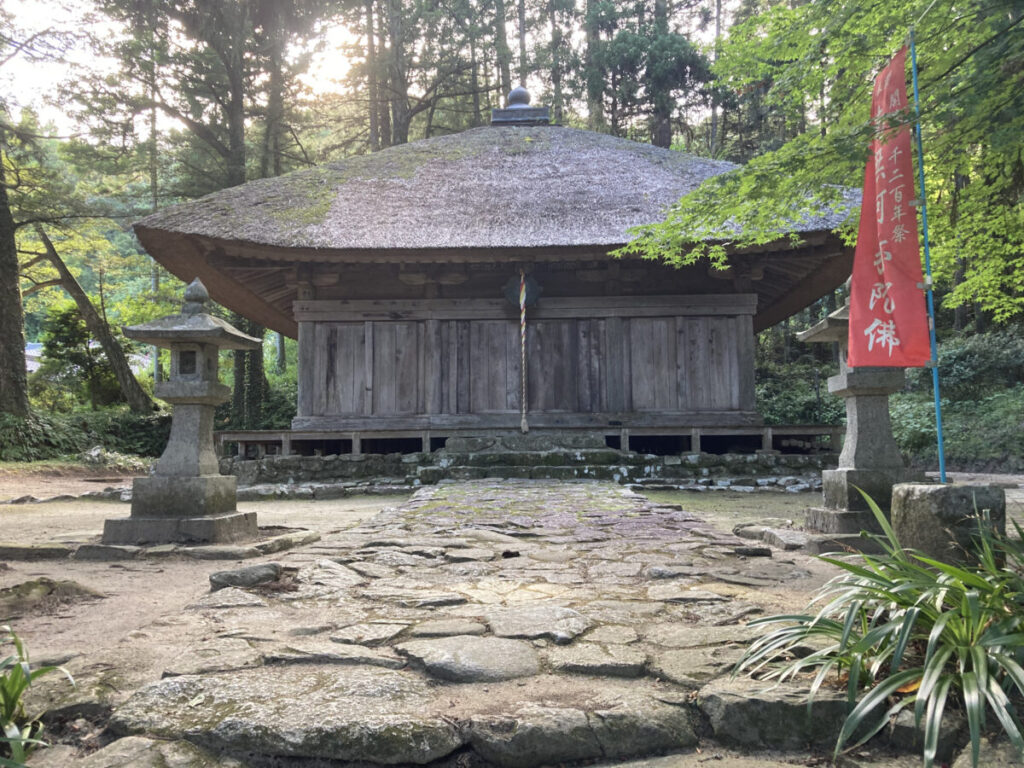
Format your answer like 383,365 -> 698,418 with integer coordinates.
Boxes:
907,328 -> 1024,400
735,493 -> 1024,768
756,359 -> 845,426
1,626 -> 74,766
0,410 -> 171,462
0,414 -> 83,462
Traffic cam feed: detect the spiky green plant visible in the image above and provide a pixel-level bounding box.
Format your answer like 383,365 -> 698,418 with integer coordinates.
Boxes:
1,626 -> 73,767
735,492 -> 1024,768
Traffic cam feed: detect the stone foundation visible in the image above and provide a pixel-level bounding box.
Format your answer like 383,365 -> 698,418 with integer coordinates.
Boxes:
102,511 -> 258,546
821,467 -> 923,511
221,446 -> 835,492
130,475 -> 239,518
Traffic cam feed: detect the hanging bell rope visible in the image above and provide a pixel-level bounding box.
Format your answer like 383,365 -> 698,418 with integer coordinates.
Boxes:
519,269 -> 529,433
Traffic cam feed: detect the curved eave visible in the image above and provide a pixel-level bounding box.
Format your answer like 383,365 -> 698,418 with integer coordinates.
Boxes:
135,223 -> 853,339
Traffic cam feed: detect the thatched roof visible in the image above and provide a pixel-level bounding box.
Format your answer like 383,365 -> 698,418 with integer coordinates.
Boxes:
138,125 -> 849,250
134,124 -> 856,337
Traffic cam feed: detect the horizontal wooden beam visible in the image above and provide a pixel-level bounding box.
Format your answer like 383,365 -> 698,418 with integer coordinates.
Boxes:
293,294 -> 759,322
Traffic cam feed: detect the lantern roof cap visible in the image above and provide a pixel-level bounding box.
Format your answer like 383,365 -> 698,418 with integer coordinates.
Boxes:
123,278 -> 262,350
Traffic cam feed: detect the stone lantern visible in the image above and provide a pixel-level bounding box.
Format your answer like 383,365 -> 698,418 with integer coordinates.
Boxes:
798,301 -> 920,534
102,278 -> 262,545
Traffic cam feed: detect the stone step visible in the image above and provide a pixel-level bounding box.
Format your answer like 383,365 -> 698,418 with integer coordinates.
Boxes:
805,507 -> 883,534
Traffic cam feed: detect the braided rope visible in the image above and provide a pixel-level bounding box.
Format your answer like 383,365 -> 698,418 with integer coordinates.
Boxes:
519,270 -> 528,433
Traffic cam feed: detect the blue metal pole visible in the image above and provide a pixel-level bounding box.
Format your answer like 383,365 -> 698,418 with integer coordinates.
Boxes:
909,28 -> 947,483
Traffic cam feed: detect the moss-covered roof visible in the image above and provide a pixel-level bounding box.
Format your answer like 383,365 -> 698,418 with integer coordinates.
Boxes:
137,125 -> 848,251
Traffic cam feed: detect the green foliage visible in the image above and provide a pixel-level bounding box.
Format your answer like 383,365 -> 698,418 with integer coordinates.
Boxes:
1,625 -> 74,765
0,409 -> 170,462
29,302 -> 124,412
908,329 -> 1024,401
736,493 -> 1024,768
621,0 -> 1024,320
0,413 -> 82,462
891,385 -> 1024,471
757,358 -> 845,426
68,410 -> 171,458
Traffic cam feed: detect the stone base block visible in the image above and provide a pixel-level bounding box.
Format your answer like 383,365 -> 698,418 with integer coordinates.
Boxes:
822,467 -> 922,511
891,484 -> 1005,563
102,512 -> 258,546
131,475 -> 237,518
805,507 -> 883,534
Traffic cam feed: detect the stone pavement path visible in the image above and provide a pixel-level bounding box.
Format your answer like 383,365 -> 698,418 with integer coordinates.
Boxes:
38,480 -> 901,767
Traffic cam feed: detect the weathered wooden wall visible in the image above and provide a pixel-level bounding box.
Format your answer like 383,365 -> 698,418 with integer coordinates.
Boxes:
292,295 -> 758,431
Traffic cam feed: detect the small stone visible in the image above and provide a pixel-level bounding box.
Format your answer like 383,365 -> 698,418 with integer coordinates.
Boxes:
409,619 -> 487,637
182,545 -> 263,560
486,605 -> 594,644
648,646 -> 742,687
731,545 -> 772,557
584,625 -> 639,644
761,528 -> 810,550
346,561 -> 398,579
785,483 -> 812,493
73,544 -> 141,561
303,559 -> 366,588
445,547 -> 496,562
209,563 -> 282,591
526,548 -> 575,564
187,587 -> 267,610
545,643 -> 647,677
331,622 -> 408,646
397,635 -> 540,682
646,585 -> 729,603
640,623 -> 759,648
645,564 -> 699,580
264,641 -> 405,669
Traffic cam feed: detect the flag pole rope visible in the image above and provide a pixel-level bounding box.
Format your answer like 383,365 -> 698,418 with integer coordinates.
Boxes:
910,27 -> 946,483
519,270 -> 529,434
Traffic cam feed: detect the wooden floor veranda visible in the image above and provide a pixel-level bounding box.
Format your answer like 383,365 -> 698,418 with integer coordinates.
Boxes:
215,424 -> 843,459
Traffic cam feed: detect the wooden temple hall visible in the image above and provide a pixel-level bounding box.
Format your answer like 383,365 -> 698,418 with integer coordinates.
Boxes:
134,89 -> 853,457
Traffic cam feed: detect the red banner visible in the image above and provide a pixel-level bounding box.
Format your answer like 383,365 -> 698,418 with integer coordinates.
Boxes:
847,47 -> 930,367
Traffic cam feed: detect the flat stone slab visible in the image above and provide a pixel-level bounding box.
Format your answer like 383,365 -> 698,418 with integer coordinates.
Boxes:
545,642 -> 647,677
110,665 -> 700,766
698,677 -> 848,749
486,604 -> 594,644
397,635 -> 540,681
409,618 -> 488,637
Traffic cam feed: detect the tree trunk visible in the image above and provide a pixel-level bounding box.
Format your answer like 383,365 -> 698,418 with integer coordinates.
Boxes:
584,0 -> 606,131
387,0 -> 410,145
259,8 -> 285,178
244,322 -> 265,427
709,0 -> 721,155
366,0 -> 380,151
36,228 -> 155,414
232,312 -> 246,425
0,143 -> 29,417
469,17 -> 482,127
276,331 -> 287,373
377,3 -> 393,147
649,0 -> 672,148
493,0 -> 512,98
517,0 -> 527,84
547,0 -> 563,123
